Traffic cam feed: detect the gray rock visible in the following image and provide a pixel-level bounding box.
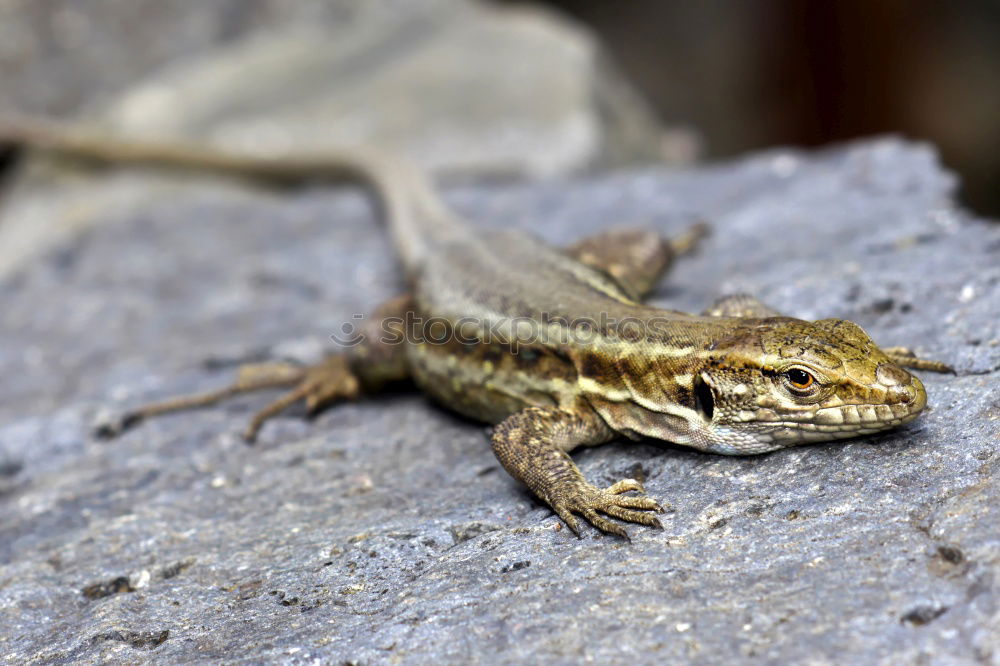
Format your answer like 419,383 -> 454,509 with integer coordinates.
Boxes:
97,2 -> 669,178
1,138 -> 998,663
0,0 -> 459,117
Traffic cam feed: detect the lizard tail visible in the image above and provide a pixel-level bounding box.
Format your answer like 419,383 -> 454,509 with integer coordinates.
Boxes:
0,116 -> 466,272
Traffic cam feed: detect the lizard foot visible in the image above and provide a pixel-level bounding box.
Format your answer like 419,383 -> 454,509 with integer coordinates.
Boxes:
242,355 -> 360,442
98,356 -> 360,442
550,478 -> 665,540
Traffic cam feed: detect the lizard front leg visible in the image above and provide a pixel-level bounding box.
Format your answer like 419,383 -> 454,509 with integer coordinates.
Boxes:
880,346 -> 954,373
566,223 -> 708,300
100,295 -> 414,441
491,404 -> 664,538
702,293 -> 783,318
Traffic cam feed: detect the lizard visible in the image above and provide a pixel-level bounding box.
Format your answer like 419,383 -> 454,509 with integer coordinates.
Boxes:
0,117 -> 953,538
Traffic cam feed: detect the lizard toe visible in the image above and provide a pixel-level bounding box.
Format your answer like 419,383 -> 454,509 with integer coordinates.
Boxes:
610,494 -> 666,513
601,505 -> 663,529
606,478 -> 644,495
580,507 -> 630,540
552,503 -> 584,538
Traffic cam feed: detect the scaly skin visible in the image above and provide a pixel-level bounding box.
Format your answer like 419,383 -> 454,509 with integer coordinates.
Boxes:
0,117 -> 952,539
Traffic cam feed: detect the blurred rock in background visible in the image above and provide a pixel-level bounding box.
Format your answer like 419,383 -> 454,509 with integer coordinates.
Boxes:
0,0 -> 687,278
4,1 -> 996,278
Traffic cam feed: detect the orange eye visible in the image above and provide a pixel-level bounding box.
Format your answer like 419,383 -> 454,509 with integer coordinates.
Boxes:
784,368 -> 815,390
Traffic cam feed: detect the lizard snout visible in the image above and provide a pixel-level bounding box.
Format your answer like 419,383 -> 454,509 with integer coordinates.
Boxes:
878,363 -> 926,414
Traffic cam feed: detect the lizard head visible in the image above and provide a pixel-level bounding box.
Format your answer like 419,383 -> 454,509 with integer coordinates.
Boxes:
689,317 -> 926,454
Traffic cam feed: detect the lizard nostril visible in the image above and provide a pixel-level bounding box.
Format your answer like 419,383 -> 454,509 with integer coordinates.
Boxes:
885,385 -> 913,404
876,363 -> 911,387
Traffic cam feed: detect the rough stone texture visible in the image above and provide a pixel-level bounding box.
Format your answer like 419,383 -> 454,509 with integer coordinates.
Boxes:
1,139 -> 998,664
0,0 -> 679,280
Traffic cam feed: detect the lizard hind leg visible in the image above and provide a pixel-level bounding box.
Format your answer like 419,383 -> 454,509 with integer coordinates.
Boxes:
491,405 -> 665,539
98,294 -> 416,442
96,357 -> 360,442
94,361 -> 305,438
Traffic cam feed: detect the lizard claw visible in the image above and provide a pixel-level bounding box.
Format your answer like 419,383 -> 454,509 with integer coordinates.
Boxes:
550,479 -> 665,539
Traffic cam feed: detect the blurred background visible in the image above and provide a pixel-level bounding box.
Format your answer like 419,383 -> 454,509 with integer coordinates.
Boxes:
0,0 -> 997,248
535,0 -> 1000,216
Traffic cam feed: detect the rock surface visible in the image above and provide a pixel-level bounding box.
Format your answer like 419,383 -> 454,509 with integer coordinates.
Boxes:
1,139 -> 998,664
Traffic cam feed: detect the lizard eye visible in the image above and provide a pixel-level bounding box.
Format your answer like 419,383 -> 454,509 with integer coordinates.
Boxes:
783,368 -> 815,391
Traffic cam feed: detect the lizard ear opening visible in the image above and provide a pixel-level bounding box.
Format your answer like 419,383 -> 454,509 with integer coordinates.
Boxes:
693,374 -> 715,422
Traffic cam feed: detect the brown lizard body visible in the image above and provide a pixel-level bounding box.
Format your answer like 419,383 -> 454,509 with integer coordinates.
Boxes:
0,118 -> 952,538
